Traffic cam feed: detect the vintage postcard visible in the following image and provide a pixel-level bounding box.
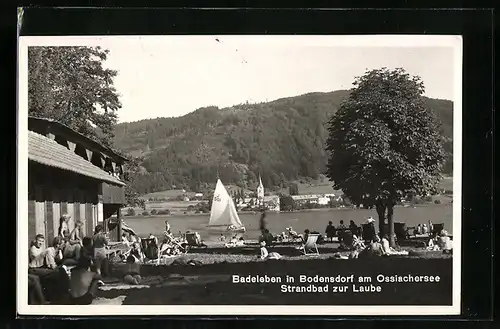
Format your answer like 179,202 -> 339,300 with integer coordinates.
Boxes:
17,35 -> 462,316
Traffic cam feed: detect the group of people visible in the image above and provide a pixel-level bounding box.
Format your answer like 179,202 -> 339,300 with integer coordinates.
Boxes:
414,221 -> 435,236
28,214 -> 111,304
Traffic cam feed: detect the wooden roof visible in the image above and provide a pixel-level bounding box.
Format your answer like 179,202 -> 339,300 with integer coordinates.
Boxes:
28,116 -> 128,163
28,131 -> 126,186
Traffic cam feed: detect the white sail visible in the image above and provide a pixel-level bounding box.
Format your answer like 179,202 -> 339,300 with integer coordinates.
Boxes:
208,179 -> 244,228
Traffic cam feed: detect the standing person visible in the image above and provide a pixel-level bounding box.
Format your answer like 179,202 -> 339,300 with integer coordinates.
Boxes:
259,209 -> 267,235
325,221 -> 336,242
58,214 -> 71,237
338,220 -> 346,230
363,217 -> 376,242
92,225 -> 109,276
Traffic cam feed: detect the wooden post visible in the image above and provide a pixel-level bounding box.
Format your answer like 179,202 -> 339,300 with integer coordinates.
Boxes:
116,206 -> 122,242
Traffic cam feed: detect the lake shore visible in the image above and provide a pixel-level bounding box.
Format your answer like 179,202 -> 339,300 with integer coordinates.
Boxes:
127,202 -> 452,218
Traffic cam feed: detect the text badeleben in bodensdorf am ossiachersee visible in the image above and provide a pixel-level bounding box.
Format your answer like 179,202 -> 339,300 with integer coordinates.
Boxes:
231,273 -> 442,293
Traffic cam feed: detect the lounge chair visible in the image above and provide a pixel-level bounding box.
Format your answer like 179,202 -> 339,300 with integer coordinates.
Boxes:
141,238 -> 160,264
301,233 -> 320,256
432,223 -> 444,236
394,222 -> 408,243
185,232 -> 207,250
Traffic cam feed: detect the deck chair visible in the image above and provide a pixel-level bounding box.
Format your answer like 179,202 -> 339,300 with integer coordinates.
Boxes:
185,232 -> 207,249
394,222 -> 408,242
361,223 -> 376,242
301,233 -> 320,256
141,238 -> 160,264
432,223 -> 444,236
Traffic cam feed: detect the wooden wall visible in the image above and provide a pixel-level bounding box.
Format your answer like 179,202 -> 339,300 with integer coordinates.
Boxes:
28,162 -> 100,247
100,182 -> 126,205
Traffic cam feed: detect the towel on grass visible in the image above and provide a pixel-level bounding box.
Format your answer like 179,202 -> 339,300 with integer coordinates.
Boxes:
91,296 -> 127,305
99,284 -> 150,291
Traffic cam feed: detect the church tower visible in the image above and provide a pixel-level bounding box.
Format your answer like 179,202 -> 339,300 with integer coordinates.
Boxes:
256,174 -> 264,208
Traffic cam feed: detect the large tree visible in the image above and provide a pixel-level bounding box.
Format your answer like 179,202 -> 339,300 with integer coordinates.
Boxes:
325,68 -> 445,247
28,46 -> 121,147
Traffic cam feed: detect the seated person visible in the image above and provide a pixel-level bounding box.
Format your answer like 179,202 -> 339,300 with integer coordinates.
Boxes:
28,274 -> 46,305
381,234 -> 396,255
302,229 -> 311,243
358,236 -> 385,258
121,232 -> 131,246
29,235 -> 64,276
44,236 -> 64,269
68,257 -> 103,305
28,234 -> 48,274
438,230 -> 453,254
130,242 -> 143,263
259,241 -> 281,260
225,235 -> 245,248
122,255 -> 142,285
258,229 -> 274,246
219,234 -> 226,242
61,223 -> 83,265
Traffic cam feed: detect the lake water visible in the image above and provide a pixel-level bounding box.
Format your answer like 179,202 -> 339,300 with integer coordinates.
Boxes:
124,204 -> 453,242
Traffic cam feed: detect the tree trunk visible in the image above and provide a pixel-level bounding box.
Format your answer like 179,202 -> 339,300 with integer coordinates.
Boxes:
375,202 -> 386,236
387,204 -> 395,247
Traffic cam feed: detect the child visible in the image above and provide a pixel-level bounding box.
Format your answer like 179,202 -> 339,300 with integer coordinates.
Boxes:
68,257 -> 103,305
123,255 -> 142,285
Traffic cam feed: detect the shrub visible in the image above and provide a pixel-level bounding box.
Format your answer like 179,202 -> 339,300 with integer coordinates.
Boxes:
157,209 -> 170,215
434,199 -> 441,204
142,211 -> 150,216
126,208 -> 136,216
150,209 -> 157,215
423,196 -> 433,202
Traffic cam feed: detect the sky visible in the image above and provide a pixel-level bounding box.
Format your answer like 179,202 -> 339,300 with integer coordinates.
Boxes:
22,35 -> 462,123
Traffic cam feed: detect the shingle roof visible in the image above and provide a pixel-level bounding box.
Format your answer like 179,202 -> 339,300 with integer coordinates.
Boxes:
28,131 -> 126,186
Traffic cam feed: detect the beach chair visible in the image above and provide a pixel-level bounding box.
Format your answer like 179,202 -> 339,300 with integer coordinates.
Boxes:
361,223 -> 376,242
141,238 -> 160,264
432,223 -> 444,236
394,222 -> 408,242
301,233 -> 320,256
185,232 -> 207,250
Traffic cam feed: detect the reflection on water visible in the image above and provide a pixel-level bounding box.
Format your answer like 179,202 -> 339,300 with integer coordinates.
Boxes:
126,205 -> 453,242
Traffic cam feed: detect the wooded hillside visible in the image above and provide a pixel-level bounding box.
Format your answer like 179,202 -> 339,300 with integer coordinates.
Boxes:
114,90 -> 453,195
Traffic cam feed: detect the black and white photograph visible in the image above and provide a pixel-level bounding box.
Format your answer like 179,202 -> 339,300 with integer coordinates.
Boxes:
17,34 -> 462,316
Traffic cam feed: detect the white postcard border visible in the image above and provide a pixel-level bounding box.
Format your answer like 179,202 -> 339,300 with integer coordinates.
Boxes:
17,35 -> 463,316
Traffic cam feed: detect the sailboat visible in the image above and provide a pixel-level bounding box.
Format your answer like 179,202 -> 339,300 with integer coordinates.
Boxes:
208,179 -> 246,233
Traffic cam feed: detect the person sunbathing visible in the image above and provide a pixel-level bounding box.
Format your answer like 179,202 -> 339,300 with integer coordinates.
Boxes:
259,241 -> 281,260
123,255 -> 142,285
68,257 -> 103,305
225,236 -> 245,248
438,230 -> 453,254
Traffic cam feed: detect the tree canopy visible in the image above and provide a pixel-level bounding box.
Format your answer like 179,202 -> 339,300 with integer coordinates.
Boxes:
325,68 -> 446,245
28,46 -> 121,147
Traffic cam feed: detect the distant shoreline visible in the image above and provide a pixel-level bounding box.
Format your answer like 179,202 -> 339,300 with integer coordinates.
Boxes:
125,202 -> 451,218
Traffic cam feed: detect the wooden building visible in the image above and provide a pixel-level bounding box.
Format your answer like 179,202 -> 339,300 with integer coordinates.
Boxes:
28,117 -> 128,247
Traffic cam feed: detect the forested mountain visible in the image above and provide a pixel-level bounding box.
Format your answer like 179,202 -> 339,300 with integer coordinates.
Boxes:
114,90 -> 453,195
